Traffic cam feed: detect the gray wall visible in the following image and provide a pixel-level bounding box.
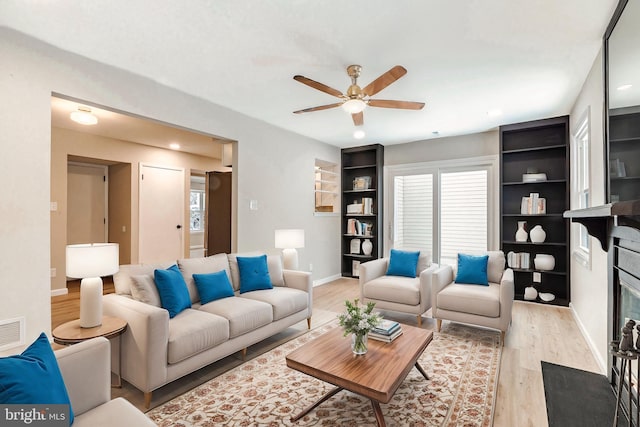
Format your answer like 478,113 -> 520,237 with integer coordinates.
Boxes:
0,28 -> 339,353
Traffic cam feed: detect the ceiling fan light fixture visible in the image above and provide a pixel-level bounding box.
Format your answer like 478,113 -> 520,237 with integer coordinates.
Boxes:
342,99 -> 367,114
70,107 -> 98,125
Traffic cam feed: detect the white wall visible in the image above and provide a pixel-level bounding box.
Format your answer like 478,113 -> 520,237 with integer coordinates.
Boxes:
568,49 -> 609,372
0,28 -> 339,354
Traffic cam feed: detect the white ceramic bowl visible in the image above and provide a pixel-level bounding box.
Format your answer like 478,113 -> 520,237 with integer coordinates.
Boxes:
539,292 -> 556,302
534,254 -> 555,271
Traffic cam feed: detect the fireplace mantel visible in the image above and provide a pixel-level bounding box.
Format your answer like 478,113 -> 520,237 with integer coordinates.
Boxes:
564,200 -> 640,250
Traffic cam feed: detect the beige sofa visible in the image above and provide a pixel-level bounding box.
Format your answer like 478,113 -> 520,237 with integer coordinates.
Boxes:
103,252 -> 312,407
56,337 -> 155,426
359,253 -> 436,326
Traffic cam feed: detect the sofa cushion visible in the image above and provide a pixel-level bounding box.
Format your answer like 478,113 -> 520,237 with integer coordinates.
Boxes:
455,253 -> 489,286
199,297 -> 273,338
113,262 -> 172,295
239,287 -> 308,321
178,253 -> 231,303
154,265 -> 192,318
167,309 -> 230,364
237,255 -> 273,293
130,274 -> 161,307
437,282 -> 501,317
193,270 -> 235,304
228,253 -> 284,291
362,275 -> 421,306
386,249 -> 420,278
0,333 -> 74,424
417,252 -> 432,274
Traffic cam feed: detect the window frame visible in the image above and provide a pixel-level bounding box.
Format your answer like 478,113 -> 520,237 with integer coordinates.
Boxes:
572,107 -> 591,268
189,189 -> 206,232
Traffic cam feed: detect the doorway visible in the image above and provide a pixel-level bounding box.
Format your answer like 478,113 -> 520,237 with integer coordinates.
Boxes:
67,162 -> 108,245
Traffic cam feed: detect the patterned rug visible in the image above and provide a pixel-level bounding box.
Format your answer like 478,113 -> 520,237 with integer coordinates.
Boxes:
148,321 -> 501,427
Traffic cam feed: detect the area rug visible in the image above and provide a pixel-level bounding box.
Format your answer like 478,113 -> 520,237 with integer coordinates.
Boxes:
148,322 -> 501,426
542,361 -> 622,427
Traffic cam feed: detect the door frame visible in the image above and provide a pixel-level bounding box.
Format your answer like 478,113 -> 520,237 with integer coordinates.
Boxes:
67,161 -> 109,242
138,162 -> 185,262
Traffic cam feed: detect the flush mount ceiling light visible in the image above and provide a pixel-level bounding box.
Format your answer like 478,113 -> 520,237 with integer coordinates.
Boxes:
342,98 -> 367,114
70,107 -> 98,125
617,84 -> 633,91
169,143 -> 181,150
487,109 -> 503,117
353,129 -> 366,139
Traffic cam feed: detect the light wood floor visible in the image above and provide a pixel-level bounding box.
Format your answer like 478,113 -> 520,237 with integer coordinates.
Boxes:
52,278 -> 601,425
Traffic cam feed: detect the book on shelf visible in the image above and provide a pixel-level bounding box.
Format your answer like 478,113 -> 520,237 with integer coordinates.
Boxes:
520,194 -> 546,214
346,218 -> 373,237
369,329 -> 403,343
373,319 -> 401,335
352,260 -> 360,277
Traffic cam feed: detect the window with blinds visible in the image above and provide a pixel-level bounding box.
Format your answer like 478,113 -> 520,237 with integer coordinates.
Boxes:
391,166 -> 489,265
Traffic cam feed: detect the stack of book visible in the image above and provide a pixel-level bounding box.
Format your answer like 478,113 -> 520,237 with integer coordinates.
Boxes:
369,320 -> 403,342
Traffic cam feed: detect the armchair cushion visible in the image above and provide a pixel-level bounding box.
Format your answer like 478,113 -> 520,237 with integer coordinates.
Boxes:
437,282 -> 501,317
362,275 -> 421,305
386,249 -> 420,278
455,253 -> 489,286
0,333 -> 74,424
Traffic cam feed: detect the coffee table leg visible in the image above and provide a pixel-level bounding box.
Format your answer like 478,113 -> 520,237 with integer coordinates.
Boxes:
415,362 -> 430,380
371,400 -> 387,427
291,386 -> 343,422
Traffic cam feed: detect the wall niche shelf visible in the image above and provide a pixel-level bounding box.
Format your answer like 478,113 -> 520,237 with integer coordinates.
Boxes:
500,116 -> 570,306
341,144 -> 383,278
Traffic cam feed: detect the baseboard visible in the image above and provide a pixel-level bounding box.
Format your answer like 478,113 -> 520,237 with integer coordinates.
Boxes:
51,288 -> 68,297
569,302 -> 606,374
313,274 -> 342,287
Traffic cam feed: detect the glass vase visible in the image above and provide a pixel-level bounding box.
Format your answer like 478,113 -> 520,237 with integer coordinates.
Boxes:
351,332 -> 368,355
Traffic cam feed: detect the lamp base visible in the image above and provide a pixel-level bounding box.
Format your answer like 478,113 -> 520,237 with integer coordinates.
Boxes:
282,248 -> 299,270
80,277 -> 103,328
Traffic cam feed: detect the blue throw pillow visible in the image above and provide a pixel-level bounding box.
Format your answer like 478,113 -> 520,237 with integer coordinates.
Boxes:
0,333 -> 74,424
455,253 -> 489,286
386,249 -> 420,278
237,255 -> 273,293
154,264 -> 192,318
193,270 -> 235,304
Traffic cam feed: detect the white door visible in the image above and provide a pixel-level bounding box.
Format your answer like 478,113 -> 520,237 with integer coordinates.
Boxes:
67,163 -> 107,244
139,164 -> 184,263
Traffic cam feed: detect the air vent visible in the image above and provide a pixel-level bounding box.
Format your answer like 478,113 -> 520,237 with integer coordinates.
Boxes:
0,317 -> 25,351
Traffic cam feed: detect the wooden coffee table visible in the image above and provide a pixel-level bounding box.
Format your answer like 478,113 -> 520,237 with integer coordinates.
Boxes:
286,324 -> 433,426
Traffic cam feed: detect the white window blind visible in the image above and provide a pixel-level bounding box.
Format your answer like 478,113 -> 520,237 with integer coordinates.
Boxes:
393,174 -> 433,254
440,170 -> 488,266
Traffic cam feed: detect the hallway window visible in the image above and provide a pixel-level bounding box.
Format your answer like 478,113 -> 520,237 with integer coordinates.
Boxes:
190,190 -> 205,231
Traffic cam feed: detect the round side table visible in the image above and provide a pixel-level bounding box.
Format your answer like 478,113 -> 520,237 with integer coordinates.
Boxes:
53,316 -> 127,387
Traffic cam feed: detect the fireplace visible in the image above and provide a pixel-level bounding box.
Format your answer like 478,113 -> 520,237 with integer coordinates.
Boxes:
565,201 -> 640,425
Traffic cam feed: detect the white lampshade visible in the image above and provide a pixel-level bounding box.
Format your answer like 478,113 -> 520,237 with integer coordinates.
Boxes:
67,243 -> 119,328
66,243 -> 119,278
275,229 -> 305,249
342,99 -> 367,114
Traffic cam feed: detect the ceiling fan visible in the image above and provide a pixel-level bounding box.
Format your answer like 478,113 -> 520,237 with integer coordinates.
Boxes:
293,65 -> 425,126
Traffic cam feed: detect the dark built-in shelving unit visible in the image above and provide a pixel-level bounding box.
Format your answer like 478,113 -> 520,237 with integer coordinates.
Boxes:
500,116 -> 570,306
341,144 -> 383,278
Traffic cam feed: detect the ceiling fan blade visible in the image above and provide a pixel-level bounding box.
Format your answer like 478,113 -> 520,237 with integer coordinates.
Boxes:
368,99 -> 425,110
362,65 -> 407,96
352,111 -> 364,126
293,75 -> 344,98
293,102 -> 343,114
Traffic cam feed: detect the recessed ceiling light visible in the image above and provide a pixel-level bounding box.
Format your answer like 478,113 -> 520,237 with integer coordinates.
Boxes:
487,109 -> 503,117
353,130 -> 365,139
617,84 -> 633,91
169,143 -> 181,150
70,107 -> 98,125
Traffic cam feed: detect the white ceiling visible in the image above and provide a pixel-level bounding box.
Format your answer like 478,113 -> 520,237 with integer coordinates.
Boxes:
1,0 -> 618,148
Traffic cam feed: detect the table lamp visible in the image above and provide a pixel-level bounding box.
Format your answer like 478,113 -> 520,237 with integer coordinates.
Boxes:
275,229 -> 304,270
66,243 -> 119,328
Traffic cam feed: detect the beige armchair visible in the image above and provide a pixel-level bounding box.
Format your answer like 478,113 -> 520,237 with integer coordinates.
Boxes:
359,253 -> 436,326
430,251 -> 514,343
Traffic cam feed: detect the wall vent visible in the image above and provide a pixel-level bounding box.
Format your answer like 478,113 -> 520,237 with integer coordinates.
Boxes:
0,317 -> 25,351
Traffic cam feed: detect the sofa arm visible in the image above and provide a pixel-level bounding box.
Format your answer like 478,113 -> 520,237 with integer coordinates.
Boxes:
283,269 -> 313,318
418,263 -> 438,312
103,294 -> 169,393
430,264 -> 454,313
499,268 -> 515,323
56,337 -> 111,416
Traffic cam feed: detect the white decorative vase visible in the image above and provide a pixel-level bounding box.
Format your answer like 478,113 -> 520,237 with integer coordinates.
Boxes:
534,254 -> 555,271
515,221 -> 528,242
530,225 -> 546,243
362,239 -> 373,256
524,286 -> 538,301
